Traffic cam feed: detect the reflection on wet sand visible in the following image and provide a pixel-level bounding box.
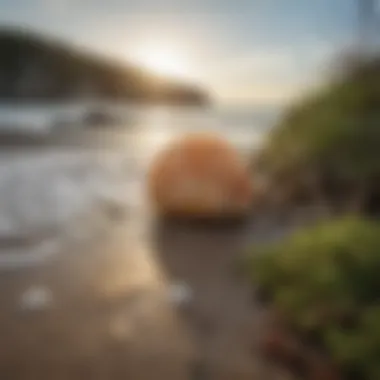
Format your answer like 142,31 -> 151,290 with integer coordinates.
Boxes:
0,217 -> 195,379
0,124 -> 290,379
0,208 -> 298,379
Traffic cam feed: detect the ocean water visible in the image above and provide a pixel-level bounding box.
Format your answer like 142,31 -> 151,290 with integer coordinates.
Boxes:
0,103 -> 281,269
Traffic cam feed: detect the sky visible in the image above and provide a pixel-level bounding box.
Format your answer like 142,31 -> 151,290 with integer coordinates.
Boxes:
0,0 -> 364,104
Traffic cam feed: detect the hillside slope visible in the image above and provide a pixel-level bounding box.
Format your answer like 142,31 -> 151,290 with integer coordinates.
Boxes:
0,28 -> 208,106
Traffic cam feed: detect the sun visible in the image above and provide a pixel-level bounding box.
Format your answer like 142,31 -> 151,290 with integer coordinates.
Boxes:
133,46 -> 191,79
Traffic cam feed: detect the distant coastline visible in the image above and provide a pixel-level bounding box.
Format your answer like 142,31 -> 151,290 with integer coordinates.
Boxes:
0,27 -> 209,107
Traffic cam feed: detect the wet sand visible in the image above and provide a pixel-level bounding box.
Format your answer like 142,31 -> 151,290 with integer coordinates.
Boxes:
0,130 -> 319,380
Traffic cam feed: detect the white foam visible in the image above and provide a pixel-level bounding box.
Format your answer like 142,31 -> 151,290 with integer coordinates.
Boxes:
0,151 -> 134,269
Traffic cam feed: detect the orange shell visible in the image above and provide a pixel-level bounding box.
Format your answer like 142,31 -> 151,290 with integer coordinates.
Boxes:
148,133 -> 253,218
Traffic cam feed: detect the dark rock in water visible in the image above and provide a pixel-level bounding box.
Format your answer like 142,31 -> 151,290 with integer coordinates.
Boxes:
0,129 -> 49,147
0,235 -> 36,249
51,118 -> 76,130
82,110 -> 120,127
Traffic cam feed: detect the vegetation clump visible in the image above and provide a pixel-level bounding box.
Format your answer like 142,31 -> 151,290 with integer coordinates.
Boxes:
246,217 -> 380,379
255,54 -> 380,214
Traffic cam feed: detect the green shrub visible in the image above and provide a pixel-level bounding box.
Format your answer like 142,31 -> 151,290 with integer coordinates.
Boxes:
246,218 -> 380,378
257,55 -> 380,211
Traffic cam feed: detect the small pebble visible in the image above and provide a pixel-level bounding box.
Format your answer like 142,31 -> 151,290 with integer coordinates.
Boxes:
167,282 -> 193,307
19,286 -> 53,311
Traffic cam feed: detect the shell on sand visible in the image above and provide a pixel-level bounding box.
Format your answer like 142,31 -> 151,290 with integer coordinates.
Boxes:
148,133 -> 253,218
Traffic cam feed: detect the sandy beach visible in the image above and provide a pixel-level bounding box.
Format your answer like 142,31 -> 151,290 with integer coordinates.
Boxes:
0,128 -> 318,380
0,3 -> 372,377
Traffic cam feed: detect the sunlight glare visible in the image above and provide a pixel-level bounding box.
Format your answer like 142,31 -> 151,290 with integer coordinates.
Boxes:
133,45 -> 192,79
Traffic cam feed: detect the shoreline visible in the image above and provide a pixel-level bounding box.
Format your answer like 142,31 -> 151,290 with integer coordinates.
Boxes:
0,118 -> 320,379
0,200 -> 328,379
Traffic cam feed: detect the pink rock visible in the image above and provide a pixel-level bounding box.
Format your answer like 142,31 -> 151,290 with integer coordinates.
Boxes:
148,133 -> 253,218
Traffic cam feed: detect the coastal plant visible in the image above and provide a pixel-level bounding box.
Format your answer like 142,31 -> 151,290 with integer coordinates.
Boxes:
246,217 -> 380,379
256,54 -> 380,213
